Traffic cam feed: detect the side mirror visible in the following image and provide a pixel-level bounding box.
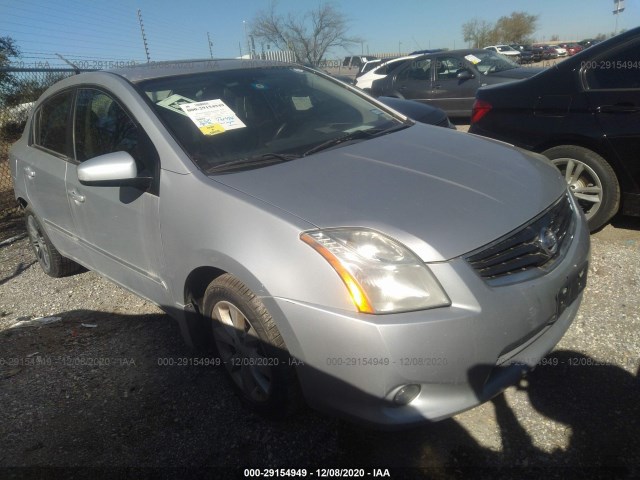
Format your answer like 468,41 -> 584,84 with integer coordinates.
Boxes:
457,70 -> 475,80
77,151 -> 151,188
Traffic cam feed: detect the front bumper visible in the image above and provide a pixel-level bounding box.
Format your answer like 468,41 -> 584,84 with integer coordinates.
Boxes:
263,204 -> 590,428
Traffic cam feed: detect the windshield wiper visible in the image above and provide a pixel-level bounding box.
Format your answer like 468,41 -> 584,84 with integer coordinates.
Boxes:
303,123 -> 410,157
207,152 -> 301,173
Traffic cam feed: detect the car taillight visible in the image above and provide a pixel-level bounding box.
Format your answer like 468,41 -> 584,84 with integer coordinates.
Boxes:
471,99 -> 492,124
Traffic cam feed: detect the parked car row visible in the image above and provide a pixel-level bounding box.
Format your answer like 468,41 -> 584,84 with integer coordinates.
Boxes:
369,49 -> 542,117
471,27 -> 640,232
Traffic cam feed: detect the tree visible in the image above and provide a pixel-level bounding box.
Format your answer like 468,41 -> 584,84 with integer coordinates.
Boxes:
0,37 -> 64,109
494,12 -> 538,44
0,37 -> 20,105
462,18 -> 499,48
462,12 -> 538,47
251,1 -> 360,66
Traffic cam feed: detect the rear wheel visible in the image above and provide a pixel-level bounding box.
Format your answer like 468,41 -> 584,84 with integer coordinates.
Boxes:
24,208 -> 81,277
203,274 -> 298,415
542,146 -> 620,232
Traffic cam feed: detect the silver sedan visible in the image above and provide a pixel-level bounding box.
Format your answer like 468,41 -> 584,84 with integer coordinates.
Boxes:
10,60 -> 589,427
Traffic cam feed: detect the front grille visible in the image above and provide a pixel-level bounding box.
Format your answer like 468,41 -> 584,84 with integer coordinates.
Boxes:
466,194 -> 575,285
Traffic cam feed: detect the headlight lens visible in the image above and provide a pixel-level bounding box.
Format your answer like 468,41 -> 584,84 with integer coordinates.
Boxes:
301,228 -> 450,314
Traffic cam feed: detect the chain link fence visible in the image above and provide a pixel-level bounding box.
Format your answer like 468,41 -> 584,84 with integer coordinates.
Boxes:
0,68 -> 85,218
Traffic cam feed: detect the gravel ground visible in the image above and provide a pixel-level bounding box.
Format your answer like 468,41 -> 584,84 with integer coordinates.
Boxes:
1,208 -> 639,479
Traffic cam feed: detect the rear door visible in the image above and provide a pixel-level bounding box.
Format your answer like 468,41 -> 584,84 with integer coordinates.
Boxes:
21,90 -> 78,255
390,57 -> 433,101
583,37 -> 640,200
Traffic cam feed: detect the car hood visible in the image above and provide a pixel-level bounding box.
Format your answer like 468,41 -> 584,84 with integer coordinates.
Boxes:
213,125 -> 567,262
488,67 -> 545,80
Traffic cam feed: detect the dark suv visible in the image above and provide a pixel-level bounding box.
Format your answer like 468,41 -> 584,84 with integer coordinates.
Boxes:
470,27 -> 640,231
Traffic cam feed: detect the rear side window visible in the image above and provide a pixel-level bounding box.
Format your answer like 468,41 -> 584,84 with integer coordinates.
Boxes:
33,91 -> 73,155
376,59 -> 406,76
585,41 -> 640,90
397,58 -> 431,81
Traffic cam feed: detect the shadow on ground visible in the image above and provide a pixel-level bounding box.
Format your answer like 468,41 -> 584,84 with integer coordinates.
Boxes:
0,309 -> 638,478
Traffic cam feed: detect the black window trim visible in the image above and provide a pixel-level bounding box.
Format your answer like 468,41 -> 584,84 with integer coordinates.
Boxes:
30,87 -> 76,160
580,38 -> 640,92
71,84 -> 161,196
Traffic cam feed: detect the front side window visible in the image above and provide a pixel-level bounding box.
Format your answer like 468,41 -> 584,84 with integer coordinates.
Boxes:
466,51 -> 519,75
33,91 -> 73,156
139,67 -> 402,173
585,41 -> 640,90
435,57 -> 464,80
74,89 -> 140,163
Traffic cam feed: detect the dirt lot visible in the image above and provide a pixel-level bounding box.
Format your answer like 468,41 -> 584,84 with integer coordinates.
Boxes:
1,208 -> 639,479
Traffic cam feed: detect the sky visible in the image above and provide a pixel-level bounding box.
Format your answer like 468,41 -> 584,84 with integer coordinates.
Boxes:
1,0 -> 638,67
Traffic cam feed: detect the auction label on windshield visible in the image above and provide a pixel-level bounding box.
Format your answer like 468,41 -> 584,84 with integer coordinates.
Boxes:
180,99 -> 247,136
157,94 -> 196,115
464,54 -> 481,64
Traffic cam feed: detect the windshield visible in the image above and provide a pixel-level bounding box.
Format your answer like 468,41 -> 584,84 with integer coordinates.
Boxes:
138,66 -> 401,173
465,51 -> 519,74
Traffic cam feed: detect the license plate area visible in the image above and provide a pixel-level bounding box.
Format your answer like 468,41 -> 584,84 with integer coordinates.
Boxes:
556,262 -> 588,318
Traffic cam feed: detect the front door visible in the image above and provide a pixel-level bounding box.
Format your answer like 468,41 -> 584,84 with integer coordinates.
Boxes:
65,88 -> 167,303
429,55 -> 479,116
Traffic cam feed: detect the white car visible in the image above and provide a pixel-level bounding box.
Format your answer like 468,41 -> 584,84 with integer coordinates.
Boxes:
484,45 -> 522,60
355,55 -> 420,91
552,45 -> 568,57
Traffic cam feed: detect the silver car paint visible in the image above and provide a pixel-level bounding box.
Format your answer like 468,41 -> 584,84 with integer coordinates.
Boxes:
215,124 -> 567,262
76,151 -> 138,183
10,63 -> 590,426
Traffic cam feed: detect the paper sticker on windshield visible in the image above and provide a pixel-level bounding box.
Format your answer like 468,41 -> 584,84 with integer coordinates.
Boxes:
179,99 -> 246,136
157,94 -> 197,116
464,54 -> 481,64
292,96 -> 313,111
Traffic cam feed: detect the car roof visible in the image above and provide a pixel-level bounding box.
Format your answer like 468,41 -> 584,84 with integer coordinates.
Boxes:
377,54 -> 421,65
105,58 -> 296,83
413,48 -> 492,59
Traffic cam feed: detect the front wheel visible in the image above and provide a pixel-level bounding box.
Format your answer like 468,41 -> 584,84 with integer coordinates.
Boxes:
203,274 -> 298,415
542,146 -> 620,232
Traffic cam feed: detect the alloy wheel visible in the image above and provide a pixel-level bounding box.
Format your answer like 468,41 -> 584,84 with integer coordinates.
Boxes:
211,300 -> 273,402
552,158 -> 603,220
27,215 -> 51,271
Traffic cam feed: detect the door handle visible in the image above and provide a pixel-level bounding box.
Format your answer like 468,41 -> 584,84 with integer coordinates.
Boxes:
24,166 -> 35,178
597,104 -> 639,114
68,190 -> 85,203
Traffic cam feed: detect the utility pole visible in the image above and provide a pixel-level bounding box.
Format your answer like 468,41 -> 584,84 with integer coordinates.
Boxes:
207,32 -> 214,59
137,9 -> 151,63
243,20 -> 250,58
613,0 -> 625,35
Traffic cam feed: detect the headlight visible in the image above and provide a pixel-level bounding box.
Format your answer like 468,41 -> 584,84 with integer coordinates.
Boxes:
300,228 -> 450,314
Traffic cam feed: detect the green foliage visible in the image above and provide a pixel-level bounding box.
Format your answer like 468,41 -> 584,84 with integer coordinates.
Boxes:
462,11 -> 539,47
495,12 -> 539,44
1,36 -> 21,104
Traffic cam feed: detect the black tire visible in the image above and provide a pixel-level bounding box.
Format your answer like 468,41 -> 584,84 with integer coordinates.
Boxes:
24,207 -> 82,277
542,145 -> 620,232
203,274 -> 298,415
